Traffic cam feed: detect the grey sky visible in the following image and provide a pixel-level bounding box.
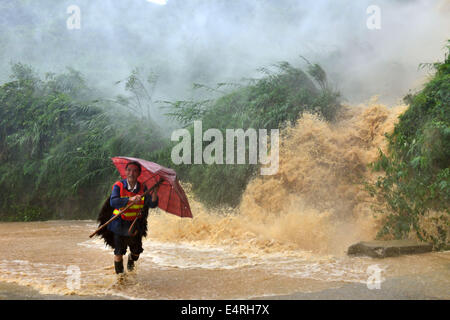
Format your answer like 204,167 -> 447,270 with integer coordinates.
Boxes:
1,0 -> 448,114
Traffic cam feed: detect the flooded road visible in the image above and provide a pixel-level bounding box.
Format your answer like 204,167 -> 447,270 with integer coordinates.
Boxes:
0,220 -> 448,300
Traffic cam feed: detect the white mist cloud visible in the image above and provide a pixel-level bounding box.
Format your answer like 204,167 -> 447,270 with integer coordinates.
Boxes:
0,0 -> 448,112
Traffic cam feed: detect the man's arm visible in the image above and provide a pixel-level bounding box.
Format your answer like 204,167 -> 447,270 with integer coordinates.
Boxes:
110,184 -> 129,209
146,194 -> 158,208
144,185 -> 158,208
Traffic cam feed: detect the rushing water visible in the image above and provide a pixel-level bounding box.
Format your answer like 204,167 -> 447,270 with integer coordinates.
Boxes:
1,102 -> 448,299
0,220 -> 448,299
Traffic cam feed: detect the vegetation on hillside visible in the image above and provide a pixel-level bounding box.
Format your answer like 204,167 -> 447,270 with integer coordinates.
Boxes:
0,63 -> 165,220
367,42 -> 450,250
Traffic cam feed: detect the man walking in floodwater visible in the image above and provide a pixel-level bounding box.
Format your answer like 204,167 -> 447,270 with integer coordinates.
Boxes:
108,161 -> 159,274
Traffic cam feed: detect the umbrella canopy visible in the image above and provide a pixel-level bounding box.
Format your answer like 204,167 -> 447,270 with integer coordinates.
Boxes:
111,156 -> 193,218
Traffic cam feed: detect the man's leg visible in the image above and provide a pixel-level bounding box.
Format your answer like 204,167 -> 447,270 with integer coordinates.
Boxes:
127,253 -> 139,271
113,234 -> 127,274
114,255 -> 124,274
127,236 -> 144,271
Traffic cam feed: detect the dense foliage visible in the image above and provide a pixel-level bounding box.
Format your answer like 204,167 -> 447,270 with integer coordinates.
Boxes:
0,63 -> 165,220
368,42 -> 450,250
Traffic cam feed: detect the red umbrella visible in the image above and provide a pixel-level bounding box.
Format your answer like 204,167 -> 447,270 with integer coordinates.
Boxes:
111,156 -> 193,218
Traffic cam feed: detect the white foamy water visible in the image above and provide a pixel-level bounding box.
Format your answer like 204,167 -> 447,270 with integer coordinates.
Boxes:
76,234 -> 410,294
79,236 -> 379,283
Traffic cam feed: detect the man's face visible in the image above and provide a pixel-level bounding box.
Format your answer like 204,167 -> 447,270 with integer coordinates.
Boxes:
126,164 -> 140,183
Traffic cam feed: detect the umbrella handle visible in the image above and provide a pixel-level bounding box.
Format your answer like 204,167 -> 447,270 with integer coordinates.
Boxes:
89,179 -> 163,238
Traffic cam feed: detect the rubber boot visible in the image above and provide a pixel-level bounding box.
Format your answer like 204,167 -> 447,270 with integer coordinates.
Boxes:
127,254 -> 139,272
114,260 -> 124,274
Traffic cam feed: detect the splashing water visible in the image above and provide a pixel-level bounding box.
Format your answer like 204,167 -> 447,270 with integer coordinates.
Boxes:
148,101 -> 407,255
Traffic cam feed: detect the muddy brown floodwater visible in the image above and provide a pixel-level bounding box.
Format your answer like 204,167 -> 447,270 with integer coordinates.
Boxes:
0,220 -> 448,300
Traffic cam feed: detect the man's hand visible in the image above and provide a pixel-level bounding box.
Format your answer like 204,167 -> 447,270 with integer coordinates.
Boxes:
129,195 -> 142,204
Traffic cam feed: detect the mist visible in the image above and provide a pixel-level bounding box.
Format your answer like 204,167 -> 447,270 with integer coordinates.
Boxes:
1,0 -> 449,129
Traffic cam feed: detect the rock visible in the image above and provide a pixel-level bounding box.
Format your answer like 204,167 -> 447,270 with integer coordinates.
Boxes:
347,240 -> 433,258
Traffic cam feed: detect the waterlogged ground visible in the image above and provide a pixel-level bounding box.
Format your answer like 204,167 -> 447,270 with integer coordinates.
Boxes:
0,220 -> 448,300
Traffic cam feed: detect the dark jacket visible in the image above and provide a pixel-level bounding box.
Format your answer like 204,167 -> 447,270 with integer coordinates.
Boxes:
96,180 -> 158,248
108,179 -> 158,236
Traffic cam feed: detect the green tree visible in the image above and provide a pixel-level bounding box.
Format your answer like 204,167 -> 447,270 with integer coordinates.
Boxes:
367,41 -> 450,250
0,63 -> 167,221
